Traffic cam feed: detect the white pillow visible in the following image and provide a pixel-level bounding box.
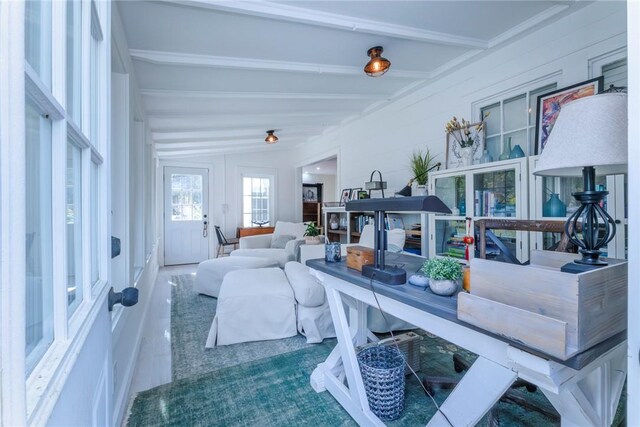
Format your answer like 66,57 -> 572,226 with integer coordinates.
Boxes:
271,234 -> 295,249
284,261 -> 325,307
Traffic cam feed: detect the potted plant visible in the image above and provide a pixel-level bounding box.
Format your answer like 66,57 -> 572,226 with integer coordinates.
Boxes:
421,257 -> 463,296
410,149 -> 436,195
304,222 -> 321,245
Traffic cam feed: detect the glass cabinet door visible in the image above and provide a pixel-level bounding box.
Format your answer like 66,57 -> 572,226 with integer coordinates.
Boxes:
530,156 -> 627,259
433,219 -> 467,259
473,168 -> 517,217
434,175 -> 466,216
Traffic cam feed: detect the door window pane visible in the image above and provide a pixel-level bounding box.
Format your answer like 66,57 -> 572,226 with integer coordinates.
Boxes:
25,98 -> 54,376
170,174 -> 203,221
91,162 -> 100,285
66,0 -> 82,126
66,142 -> 83,316
503,94 -> 527,131
25,0 -> 52,87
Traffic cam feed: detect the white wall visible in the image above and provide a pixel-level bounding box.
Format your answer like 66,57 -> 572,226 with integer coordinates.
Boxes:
303,173 -> 337,202
291,2 -> 627,196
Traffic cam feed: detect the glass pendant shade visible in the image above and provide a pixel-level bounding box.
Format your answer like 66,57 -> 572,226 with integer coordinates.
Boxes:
364,46 -> 391,77
265,130 -> 278,144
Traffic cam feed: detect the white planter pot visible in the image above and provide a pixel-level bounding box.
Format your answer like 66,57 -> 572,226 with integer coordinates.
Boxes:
305,236 -> 321,245
428,279 -> 460,296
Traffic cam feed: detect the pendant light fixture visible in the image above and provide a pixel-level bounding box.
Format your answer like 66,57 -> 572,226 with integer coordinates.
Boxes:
265,130 -> 278,144
364,46 -> 391,77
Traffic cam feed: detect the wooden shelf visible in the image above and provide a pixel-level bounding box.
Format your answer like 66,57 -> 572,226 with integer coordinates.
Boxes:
327,229 -> 347,235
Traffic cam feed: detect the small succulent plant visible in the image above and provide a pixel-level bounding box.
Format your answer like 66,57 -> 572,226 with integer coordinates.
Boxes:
421,257 -> 463,281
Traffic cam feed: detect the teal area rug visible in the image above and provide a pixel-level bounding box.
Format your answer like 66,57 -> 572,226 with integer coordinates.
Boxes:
127,274 -> 572,426
170,273 -> 315,380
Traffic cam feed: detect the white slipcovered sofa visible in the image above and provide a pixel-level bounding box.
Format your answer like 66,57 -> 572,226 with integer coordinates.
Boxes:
230,221 -> 307,267
206,261 -> 335,347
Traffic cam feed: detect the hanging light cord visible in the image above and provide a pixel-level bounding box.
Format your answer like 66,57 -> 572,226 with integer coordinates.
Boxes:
366,273 -> 454,427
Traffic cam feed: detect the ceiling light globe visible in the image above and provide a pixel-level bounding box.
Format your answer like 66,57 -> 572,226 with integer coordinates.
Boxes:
364,46 -> 391,77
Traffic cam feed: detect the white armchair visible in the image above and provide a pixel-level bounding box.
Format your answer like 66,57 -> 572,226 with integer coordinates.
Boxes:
231,221 -> 307,267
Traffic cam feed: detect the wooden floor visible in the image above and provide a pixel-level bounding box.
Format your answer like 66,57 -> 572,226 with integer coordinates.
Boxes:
129,264 -> 198,394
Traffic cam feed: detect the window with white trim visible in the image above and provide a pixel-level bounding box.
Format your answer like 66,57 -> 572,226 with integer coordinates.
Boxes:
25,96 -> 54,376
602,58 -> 627,89
242,175 -> 273,227
479,83 -> 557,161
18,0 -> 108,417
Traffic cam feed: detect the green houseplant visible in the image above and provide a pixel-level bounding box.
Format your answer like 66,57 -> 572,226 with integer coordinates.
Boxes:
304,222 -> 321,245
409,149 -> 437,195
421,257 -> 463,296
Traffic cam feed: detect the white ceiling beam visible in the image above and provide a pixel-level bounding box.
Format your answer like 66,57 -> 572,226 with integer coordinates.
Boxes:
172,0 -> 489,49
153,126 -> 325,141
129,49 -> 431,79
147,111 -> 342,119
488,4 -> 570,48
157,143 -> 295,158
140,89 -> 387,101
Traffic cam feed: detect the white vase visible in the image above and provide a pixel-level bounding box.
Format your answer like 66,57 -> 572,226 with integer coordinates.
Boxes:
460,147 -> 474,167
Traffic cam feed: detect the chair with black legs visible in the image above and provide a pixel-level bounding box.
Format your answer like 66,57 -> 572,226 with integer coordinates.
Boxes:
214,225 -> 239,258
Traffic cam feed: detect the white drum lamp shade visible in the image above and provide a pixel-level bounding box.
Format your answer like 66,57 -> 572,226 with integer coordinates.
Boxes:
534,93 -> 627,177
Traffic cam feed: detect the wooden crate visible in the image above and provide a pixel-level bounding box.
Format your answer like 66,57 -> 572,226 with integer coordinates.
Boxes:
346,245 -> 375,272
457,251 -> 627,360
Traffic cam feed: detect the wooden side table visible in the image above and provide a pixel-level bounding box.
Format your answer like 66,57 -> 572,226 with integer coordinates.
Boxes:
236,226 -> 275,238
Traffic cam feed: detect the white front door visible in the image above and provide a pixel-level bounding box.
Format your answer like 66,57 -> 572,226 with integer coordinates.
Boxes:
164,167 -> 210,265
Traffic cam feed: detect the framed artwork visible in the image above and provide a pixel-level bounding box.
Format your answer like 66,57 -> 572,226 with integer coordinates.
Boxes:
357,190 -> 369,200
303,186 -> 318,202
340,188 -> 351,206
349,187 -> 362,200
445,123 -> 485,169
535,77 -> 604,155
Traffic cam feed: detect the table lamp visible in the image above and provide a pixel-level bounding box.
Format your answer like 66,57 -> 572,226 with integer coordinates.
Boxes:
534,93 -> 627,273
346,196 -> 451,284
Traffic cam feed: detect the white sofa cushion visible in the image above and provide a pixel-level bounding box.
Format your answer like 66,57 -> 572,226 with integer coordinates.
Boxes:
284,261 -> 325,307
231,248 -> 293,268
272,221 -> 307,244
195,256 -> 279,298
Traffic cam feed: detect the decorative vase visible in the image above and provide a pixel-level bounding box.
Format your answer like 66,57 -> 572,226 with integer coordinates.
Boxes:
458,200 -> 466,216
509,144 -> 525,159
479,149 -> 493,164
325,242 -> 341,262
460,146 -> 474,166
543,193 -> 567,217
305,236 -> 321,245
499,137 -> 512,161
329,214 -> 339,230
415,184 -> 427,196
428,279 -> 460,296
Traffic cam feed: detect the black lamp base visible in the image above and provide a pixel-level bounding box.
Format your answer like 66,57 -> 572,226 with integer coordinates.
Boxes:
362,265 -> 406,285
560,261 -> 606,274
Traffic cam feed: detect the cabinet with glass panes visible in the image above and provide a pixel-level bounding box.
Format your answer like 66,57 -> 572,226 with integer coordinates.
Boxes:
528,156 -> 627,259
428,158 -> 529,263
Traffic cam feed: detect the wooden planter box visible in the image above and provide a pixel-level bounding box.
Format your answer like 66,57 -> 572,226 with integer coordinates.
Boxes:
457,251 -> 627,360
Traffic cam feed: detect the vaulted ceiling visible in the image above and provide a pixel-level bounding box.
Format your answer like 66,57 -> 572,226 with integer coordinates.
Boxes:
116,1 -> 586,158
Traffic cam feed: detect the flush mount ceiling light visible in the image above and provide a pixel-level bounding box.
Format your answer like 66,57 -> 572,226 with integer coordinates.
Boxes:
265,130 -> 278,144
364,46 -> 391,77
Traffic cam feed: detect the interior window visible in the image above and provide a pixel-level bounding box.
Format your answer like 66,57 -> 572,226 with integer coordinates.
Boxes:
242,176 -> 271,227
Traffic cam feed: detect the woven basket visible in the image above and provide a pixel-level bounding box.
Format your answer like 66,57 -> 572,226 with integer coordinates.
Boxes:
357,345 -> 406,421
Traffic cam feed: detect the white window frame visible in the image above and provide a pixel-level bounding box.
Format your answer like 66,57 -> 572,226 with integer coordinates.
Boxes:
0,1 -> 110,424
238,167 -> 277,228
472,75 -> 559,159
588,46 -> 627,81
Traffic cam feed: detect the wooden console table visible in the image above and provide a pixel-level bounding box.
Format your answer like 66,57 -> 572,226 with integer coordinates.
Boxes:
236,226 -> 275,238
306,254 -> 626,426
